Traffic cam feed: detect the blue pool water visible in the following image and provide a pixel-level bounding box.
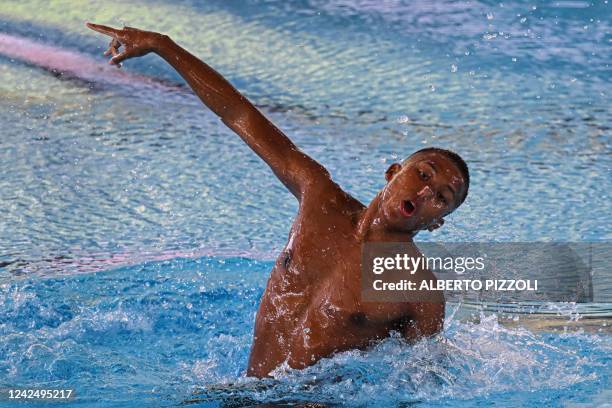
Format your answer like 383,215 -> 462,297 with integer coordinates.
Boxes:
0,0 -> 610,406
2,256 -> 611,407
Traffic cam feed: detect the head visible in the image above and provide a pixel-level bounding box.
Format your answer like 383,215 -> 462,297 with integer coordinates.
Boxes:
377,147 -> 469,234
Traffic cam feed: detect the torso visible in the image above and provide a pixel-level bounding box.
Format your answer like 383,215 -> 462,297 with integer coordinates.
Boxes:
246,185 -> 442,377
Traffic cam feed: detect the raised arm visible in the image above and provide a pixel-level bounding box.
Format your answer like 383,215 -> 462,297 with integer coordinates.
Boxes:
86,23 -> 331,200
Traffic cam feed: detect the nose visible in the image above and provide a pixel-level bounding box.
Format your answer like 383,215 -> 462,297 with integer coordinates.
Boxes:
416,185 -> 434,200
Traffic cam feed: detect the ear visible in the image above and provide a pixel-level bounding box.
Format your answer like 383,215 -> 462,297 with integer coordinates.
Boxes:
427,218 -> 444,232
385,163 -> 402,182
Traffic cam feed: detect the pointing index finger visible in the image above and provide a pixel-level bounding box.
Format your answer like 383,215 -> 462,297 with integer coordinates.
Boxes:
86,22 -> 121,38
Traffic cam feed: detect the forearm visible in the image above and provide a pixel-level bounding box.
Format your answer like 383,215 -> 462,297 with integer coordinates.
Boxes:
87,22 -> 335,199
153,35 -> 252,121
148,33 -> 330,198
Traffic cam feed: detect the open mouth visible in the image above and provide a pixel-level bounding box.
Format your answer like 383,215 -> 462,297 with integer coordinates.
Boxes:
400,200 -> 416,217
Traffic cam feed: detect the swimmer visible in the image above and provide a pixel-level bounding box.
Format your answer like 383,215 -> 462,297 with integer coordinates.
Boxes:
86,23 -> 470,378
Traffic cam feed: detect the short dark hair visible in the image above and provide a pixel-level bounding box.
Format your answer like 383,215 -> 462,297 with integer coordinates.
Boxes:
405,147 -> 470,205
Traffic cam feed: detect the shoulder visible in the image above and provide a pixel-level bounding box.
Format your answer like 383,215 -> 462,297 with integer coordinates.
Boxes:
300,178 -> 364,215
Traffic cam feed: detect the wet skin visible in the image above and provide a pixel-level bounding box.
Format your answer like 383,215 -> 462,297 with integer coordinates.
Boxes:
86,23 -> 467,378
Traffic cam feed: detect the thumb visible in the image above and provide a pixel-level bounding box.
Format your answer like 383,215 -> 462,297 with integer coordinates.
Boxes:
110,49 -> 134,66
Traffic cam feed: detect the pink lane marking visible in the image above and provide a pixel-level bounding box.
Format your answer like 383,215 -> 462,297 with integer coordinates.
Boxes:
0,32 -> 180,91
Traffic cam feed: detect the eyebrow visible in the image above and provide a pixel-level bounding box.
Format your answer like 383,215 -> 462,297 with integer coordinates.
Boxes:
424,160 -> 458,204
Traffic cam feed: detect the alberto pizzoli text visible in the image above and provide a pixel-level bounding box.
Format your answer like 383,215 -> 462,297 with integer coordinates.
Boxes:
372,279 -> 538,292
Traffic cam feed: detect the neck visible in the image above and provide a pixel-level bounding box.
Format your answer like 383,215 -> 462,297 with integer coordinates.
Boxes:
356,193 -> 417,243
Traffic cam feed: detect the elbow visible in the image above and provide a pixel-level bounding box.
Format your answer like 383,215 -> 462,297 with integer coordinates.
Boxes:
402,303 -> 445,342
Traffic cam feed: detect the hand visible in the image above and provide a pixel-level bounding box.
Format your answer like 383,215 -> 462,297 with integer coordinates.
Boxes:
86,22 -> 162,67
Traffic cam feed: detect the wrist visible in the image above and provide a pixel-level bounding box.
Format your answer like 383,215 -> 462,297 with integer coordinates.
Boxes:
152,33 -> 172,54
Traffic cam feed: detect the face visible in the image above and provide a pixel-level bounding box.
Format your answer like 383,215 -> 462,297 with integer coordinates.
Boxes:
378,152 -> 466,233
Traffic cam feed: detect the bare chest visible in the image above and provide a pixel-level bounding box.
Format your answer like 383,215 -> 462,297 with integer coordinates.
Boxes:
266,209 -> 408,328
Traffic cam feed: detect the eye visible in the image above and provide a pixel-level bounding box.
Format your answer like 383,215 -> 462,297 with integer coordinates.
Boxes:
418,169 -> 430,181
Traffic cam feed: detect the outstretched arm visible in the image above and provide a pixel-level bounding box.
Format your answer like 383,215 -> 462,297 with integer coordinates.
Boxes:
86,23 -> 331,200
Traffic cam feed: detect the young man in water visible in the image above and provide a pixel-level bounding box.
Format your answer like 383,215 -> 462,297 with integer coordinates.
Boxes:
87,23 -> 469,378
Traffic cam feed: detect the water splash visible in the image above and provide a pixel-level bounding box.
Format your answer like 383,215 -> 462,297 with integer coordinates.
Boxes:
1,256 -> 607,406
